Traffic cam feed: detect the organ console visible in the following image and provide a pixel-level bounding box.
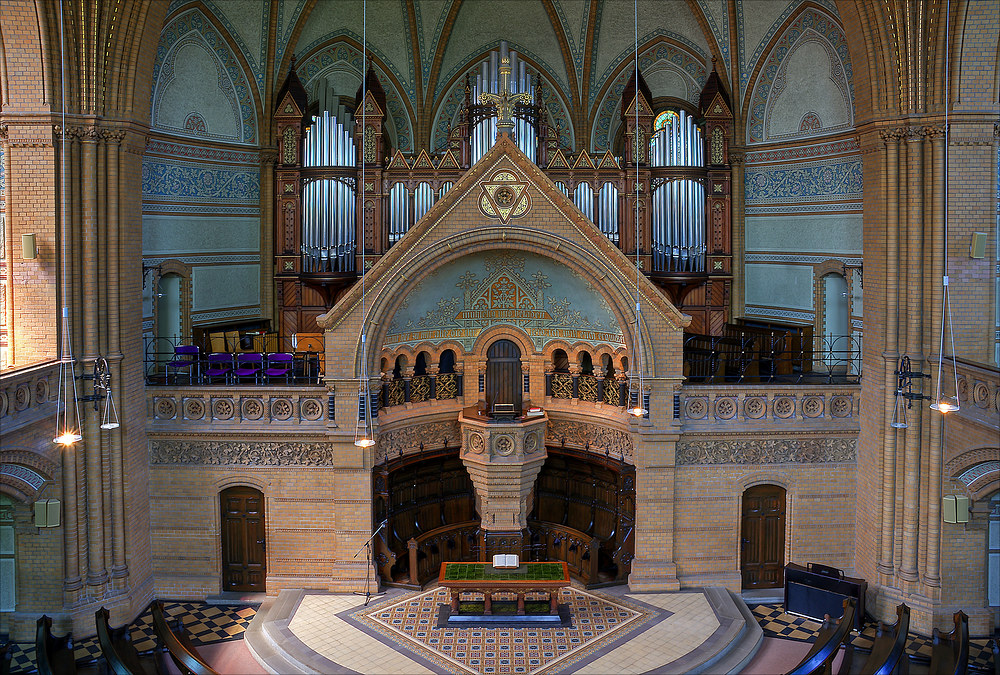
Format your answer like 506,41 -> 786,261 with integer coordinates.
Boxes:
272,49 -> 734,336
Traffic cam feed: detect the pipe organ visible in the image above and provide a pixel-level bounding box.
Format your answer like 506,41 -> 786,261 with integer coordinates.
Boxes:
273,58 -> 733,335
470,47 -> 538,164
650,110 -> 706,273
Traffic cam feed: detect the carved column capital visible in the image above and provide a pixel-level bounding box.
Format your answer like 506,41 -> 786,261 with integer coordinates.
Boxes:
879,127 -> 907,144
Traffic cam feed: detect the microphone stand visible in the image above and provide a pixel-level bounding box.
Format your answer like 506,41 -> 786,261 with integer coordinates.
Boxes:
353,519 -> 388,606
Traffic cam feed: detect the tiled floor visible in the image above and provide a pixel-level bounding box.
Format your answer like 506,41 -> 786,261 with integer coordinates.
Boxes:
260,586 -> 745,674
5,596 -> 995,674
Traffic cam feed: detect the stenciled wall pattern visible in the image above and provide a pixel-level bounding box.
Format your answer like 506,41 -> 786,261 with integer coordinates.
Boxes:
384,250 -> 624,352
152,9 -> 258,145
744,156 -> 861,205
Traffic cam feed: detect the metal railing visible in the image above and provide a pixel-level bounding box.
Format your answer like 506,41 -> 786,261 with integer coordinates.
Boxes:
143,335 -> 324,386
683,332 -> 862,384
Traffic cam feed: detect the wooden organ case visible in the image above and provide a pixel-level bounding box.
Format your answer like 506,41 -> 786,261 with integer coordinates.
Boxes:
272,58 -> 734,337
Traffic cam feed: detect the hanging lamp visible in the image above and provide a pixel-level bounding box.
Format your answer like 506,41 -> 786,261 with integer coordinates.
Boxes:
929,0 -> 960,415
53,1 -> 82,446
354,0 -> 376,448
626,0 -> 646,418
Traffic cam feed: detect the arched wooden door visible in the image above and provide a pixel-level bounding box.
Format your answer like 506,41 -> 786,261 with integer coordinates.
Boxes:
486,339 -> 522,414
221,486 -> 266,592
740,484 -> 785,589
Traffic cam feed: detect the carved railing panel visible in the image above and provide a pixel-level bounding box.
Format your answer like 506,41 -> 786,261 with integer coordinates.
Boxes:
385,379 -> 405,407
436,373 -> 458,399
551,373 -> 572,399
578,375 -> 598,402
679,385 -> 860,425
602,377 -> 620,406
410,375 -> 431,403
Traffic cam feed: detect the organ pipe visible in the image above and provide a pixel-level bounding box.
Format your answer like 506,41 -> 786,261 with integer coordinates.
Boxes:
471,44 -> 537,164
649,110 -> 706,273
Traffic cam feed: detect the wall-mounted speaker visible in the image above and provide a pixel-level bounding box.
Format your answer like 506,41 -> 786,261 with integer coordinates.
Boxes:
21,233 -> 37,259
942,494 -> 970,524
33,499 -> 60,527
970,232 -> 986,259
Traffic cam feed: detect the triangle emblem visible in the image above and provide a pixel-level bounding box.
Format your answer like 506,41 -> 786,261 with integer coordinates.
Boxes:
479,170 -> 531,225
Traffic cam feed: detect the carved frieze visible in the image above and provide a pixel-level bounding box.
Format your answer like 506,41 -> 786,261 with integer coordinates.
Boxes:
375,420 -> 461,461
149,440 -> 338,466
676,438 -> 856,465
545,419 -> 633,459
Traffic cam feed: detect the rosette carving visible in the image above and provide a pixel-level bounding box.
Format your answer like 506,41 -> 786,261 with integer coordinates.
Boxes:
685,397 -> 708,420
801,396 -> 824,418
212,398 -> 234,420
301,398 -> 323,421
183,398 -> 206,420
241,398 -> 264,420
773,396 -> 795,418
271,398 -> 293,420
494,435 -> 515,456
154,397 -> 177,420
715,397 -> 737,420
743,397 -> 766,419
829,395 -> 852,417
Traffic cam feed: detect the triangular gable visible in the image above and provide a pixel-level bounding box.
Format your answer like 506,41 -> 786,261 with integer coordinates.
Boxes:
598,151 -> 619,169
705,92 -> 732,119
317,134 -> 689,335
412,149 -> 434,169
276,91 -> 302,119
623,94 -> 653,119
438,150 -> 460,169
547,149 -> 570,169
387,150 -> 409,169
572,151 -> 595,170
358,91 -> 384,118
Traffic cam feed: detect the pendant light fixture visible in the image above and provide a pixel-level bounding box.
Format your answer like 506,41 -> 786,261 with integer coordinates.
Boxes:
627,0 -> 646,418
354,0 -> 375,448
930,0 -> 960,415
53,0 -> 82,446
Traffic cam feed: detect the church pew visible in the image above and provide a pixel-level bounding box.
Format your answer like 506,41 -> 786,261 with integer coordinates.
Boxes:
35,615 -> 76,675
0,642 -> 11,675
847,603 -> 910,675
786,597 -> 856,675
95,607 -> 164,675
151,601 -> 220,675
928,611 -> 969,675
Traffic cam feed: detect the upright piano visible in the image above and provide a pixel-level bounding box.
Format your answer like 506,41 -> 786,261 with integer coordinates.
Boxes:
784,562 -> 867,631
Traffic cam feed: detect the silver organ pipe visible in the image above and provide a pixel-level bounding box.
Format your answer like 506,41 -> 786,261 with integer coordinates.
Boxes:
554,181 -> 570,198
649,110 -> 706,273
301,106 -> 357,272
598,182 -> 619,244
440,181 -> 453,197
470,43 -> 538,165
573,182 -> 593,221
388,183 -> 408,245
413,182 -> 434,224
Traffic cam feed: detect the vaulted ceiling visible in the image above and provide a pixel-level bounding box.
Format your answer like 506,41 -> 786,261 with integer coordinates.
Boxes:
159,0 -> 846,150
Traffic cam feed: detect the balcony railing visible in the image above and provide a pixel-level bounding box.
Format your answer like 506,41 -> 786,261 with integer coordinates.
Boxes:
144,335 -> 323,386
683,332 -> 861,384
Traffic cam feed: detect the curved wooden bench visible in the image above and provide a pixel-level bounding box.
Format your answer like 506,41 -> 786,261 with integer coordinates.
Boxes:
929,611 -> 969,675
151,601 -> 219,675
786,597 -> 856,675
35,615 -> 76,675
853,603 -> 910,675
95,607 -> 156,675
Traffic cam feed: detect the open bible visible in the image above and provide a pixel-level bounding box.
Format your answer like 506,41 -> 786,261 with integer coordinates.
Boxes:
492,554 -> 520,569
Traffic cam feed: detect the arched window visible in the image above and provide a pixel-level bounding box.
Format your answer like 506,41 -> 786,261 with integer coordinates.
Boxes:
439,349 -> 456,374
414,352 -> 428,376
552,349 -> 569,373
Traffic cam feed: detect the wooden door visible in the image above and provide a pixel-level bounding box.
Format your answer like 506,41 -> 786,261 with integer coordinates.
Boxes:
486,339 -> 522,413
221,486 -> 266,592
740,484 -> 785,589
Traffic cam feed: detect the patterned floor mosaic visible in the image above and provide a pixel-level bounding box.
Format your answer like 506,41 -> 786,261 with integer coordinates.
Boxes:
750,603 -> 997,674
3,601 -> 257,674
353,587 -> 656,675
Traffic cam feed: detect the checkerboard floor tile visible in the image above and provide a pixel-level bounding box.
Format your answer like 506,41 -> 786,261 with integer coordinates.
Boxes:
2,601 -> 257,673
750,603 -> 997,673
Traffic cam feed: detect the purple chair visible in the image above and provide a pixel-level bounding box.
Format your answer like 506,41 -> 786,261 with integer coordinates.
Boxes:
265,353 -> 294,384
233,352 -> 264,385
165,345 -> 199,384
203,352 -> 233,384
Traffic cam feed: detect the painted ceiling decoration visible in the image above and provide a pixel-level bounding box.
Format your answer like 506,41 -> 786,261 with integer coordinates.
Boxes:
384,250 -> 625,352
151,0 -> 848,151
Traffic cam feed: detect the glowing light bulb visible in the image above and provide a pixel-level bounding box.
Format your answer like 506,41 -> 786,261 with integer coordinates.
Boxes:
354,437 -> 376,448
628,406 -> 647,417
54,431 -> 82,445
930,399 -> 959,413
